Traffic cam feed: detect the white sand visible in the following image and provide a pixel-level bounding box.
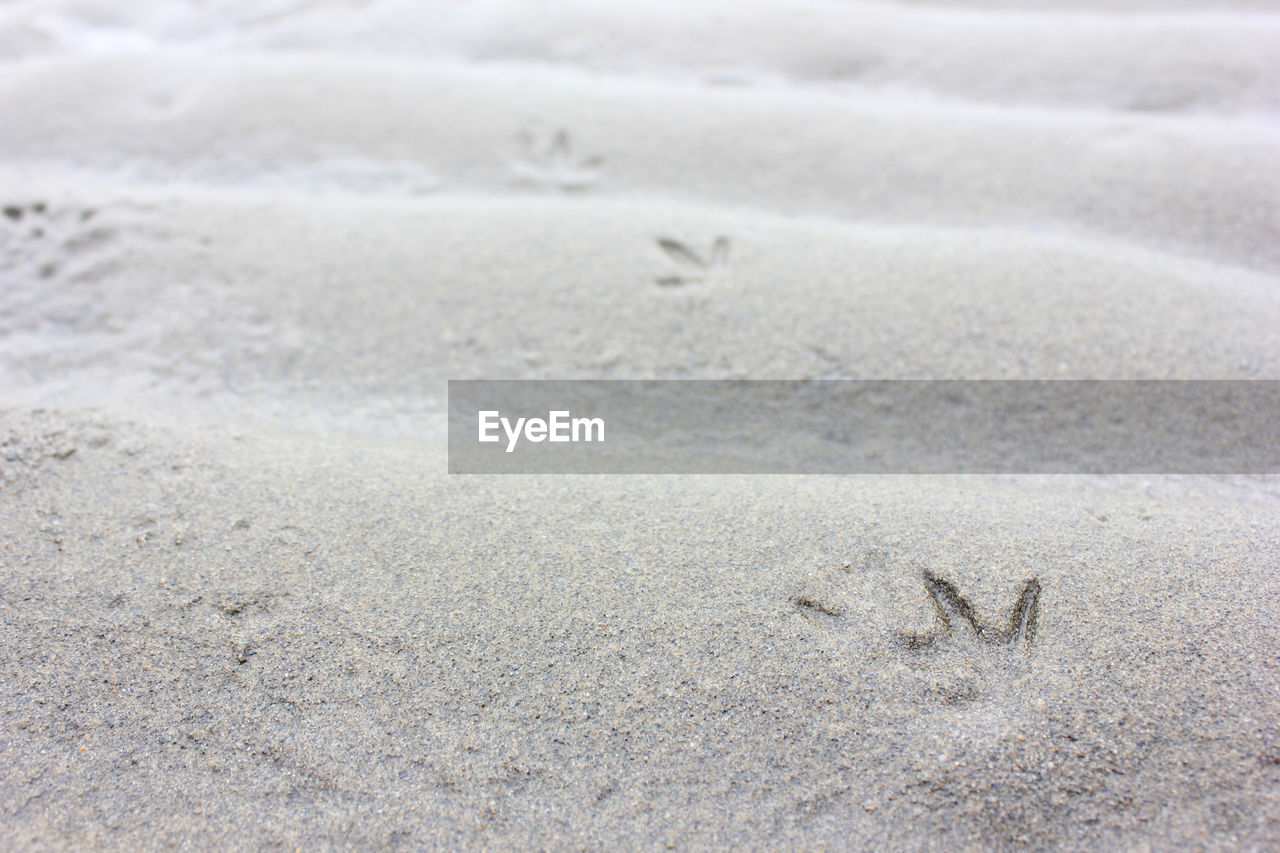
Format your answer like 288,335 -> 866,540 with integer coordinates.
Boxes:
1,1 -> 1278,849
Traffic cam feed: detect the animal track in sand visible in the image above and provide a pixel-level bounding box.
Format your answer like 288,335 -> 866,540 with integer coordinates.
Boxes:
654,236 -> 730,287
0,200 -> 117,282
792,566 -> 1042,706
0,200 -> 132,337
793,595 -> 842,618
895,570 -> 1042,706
0,199 -> 279,396
899,570 -> 1041,652
511,128 -> 603,191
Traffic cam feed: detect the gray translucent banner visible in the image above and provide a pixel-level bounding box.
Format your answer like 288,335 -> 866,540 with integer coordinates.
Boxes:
447,380 -> 1278,474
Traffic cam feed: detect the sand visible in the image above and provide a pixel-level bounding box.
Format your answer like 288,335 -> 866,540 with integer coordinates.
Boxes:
1,0 -> 1278,849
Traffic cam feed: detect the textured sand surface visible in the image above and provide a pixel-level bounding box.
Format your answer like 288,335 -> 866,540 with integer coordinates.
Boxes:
1,1 -> 1278,849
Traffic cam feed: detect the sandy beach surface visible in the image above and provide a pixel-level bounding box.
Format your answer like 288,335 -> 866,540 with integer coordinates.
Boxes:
2,1 -> 1279,849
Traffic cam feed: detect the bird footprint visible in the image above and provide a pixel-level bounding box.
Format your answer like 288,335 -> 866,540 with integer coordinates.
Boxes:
894,570 -> 1042,705
654,236 -> 730,287
901,569 -> 1041,651
512,128 -> 603,191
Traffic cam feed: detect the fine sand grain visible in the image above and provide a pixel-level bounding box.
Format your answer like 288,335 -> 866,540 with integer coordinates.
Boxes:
1,1 -> 1278,849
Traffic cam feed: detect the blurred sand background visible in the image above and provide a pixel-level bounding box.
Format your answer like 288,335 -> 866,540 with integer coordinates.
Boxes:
1,0 -> 1278,848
